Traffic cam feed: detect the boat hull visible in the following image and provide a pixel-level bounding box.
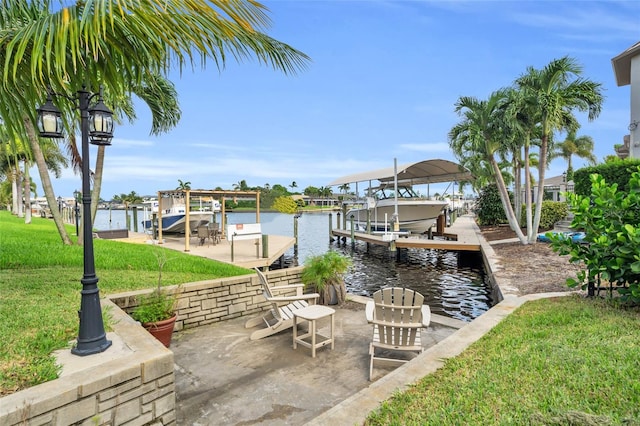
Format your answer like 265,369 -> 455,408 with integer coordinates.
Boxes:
142,212 -> 214,234
347,199 -> 447,234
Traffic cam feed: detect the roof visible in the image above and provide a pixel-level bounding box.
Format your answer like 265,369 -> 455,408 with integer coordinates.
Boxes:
611,41 -> 640,87
327,159 -> 473,186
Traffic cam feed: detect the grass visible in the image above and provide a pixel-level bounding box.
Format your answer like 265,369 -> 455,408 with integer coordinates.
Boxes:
4,212 -> 640,424
0,211 -> 251,395
365,296 -> 640,425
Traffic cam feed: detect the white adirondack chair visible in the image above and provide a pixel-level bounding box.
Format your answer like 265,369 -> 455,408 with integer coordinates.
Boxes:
245,268 -> 319,341
366,287 -> 431,380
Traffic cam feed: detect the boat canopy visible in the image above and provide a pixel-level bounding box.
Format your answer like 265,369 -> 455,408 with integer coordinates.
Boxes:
327,159 -> 473,186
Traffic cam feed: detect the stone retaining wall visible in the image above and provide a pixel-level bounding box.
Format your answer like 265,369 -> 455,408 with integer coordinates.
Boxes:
0,267 -> 304,426
110,266 -> 304,332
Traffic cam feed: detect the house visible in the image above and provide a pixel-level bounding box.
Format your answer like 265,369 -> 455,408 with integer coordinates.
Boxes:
524,174 -> 573,204
612,41 -> 640,158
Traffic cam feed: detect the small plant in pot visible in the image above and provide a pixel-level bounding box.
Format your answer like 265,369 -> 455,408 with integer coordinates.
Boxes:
301,250 -> 352,305
131,245 -> 178,347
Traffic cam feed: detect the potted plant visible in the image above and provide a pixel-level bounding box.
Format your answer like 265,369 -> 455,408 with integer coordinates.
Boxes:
301,251 -> 352,305
131,245 -> 178,347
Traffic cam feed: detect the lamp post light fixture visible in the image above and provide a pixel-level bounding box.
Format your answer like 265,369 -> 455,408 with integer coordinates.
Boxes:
37,88 -> 113,356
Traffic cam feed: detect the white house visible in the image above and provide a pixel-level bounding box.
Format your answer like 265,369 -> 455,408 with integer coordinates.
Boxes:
525,174 -> 573,204
612,41 -> 640,158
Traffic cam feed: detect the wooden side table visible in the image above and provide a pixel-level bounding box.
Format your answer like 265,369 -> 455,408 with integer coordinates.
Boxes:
293,305 -> 336,357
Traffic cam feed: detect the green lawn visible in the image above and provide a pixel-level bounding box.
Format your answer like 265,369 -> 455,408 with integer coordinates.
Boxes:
366,296 -> 640,425
3,211 -> 640,425
0,211 -> 251,395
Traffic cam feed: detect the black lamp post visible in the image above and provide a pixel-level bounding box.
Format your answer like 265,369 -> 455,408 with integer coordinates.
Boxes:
37,88 -> 113,356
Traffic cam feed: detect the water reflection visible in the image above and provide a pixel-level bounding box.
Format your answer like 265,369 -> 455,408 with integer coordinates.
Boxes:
326,240 -> 492,322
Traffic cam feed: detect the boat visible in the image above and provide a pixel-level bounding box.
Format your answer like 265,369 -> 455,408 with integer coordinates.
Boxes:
346,183 -> 448,233
328,159 -> 473,234
142,197 -> 221,234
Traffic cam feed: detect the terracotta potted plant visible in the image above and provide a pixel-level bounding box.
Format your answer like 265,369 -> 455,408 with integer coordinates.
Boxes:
301,251 -> 352,305
131,246 -> 177,347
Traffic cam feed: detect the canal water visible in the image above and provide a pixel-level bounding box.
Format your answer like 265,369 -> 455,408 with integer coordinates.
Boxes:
95,210 -> 492,322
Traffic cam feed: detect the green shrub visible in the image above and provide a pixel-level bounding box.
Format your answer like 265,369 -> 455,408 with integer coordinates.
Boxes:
271,196 -> 299,214
475,184 -> 508,226
573,158 -> 640,196
549,166 -> 640,303
301,251 -> 352,305
521,201 -> 569,230
130,289 -> 176,323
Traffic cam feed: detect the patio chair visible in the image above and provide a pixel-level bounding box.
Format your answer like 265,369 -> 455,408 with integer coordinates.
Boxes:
366,287 -> 431,380
245,268 -> 319,341
197,225 -> 210,246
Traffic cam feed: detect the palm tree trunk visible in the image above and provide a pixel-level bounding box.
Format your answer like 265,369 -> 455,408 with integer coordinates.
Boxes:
91,145 -> 105,224
531,135 -> 548,240
23,116 -> 73,245
513,154 -> 522,228
490,156 -> 528,244
524,140 -> 534,242
11,168 -> 18,215
16,168 -> 24,218
23,160 -> 32,224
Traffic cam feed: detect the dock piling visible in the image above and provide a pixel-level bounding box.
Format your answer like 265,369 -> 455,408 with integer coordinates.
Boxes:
329,213 -> 334,242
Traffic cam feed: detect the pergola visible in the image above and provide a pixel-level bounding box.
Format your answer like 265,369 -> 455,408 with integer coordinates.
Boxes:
156,189 -> 261,252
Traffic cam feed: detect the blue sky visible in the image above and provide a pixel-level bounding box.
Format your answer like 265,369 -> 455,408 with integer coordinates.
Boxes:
40,0 -> 640,200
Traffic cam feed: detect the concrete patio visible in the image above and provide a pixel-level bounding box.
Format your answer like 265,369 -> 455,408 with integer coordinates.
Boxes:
171,295 -> 464,425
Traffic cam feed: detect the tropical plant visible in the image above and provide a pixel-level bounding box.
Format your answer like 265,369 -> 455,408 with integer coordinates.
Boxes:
450,57 -> 603,244
233,180 -> 250,191
548,168 -> 640,303
301,251 -> 352,305
0,0 -> 310,245
515,56 -> 603,242
551,129 -> 597,181
449,89 -> 527,242
176,179 -> 191,190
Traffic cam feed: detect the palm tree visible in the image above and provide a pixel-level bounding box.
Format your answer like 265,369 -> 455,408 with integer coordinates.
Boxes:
91,74 -> 182,226
0,127 -> 67,223
551,129 -> 596,181
289,181 -> 297,192
233,180 -> 249,191
515,57 -> 603,240
338,183 -> 350,195
176,179 -> 191,190
449,89 -> 528,243
0,0 -> 310,244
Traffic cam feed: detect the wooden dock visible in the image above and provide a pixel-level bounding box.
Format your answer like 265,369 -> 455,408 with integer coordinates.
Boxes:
331,215 -> 481,252
119,232 -> 297,269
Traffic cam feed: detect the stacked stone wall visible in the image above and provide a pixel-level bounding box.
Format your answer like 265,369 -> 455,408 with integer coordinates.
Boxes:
111,266 -> 304,331
0,268 -> 304,426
